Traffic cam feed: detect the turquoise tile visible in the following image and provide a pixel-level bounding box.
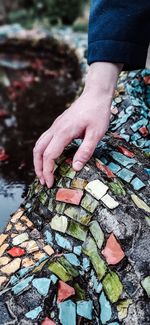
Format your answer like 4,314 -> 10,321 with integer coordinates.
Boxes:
50,274 -> 58,284
25,306 -> 42,320
91,270 -> 102,293
12,276 -> 34,295
144,168 -> 150,176
64,253 -> 80,266
110,151 -> 136,167
32,278 -> 51,296
73,245 -> 82,256
10,275 -> 18,285
44,230 -> 53,245
55,233 -> 72,251
99,292 -> 112,324
131,178 -> 146,190
117,168 -> 135,182
58,300 -> 76,325
131,133 -> 141,141
109,323 -> 120,325
107,162 -> 121,173
77,300 -> 93,320
121,134 -> 130,142
18,266 -> 33,277
131,118 -> 148,132
82,257 -> 90,271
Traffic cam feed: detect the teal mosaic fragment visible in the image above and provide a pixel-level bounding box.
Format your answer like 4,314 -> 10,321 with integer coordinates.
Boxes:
73,245 -> 82,256
99,292 -> 112,324
44,230 -> 53,245
64,253 -> 80,266
77,300 -> 93,320
10,275 -> 18,285
131,118 -> 148,132
82,257 -> 90,271
58,300 -> 76,325
32,278 -> 51,296
144,168 -> 150,176
50,274 -> 58,284
25,306 -> 42,320
110,151 -> 136,167
55,233 -> 72,251
131,177 -> 146,190
18,266 -> 33,277
12,276 -> 34,295
91,271 -> 102,293
117,168 -> 135,182
131,133 -> 141,141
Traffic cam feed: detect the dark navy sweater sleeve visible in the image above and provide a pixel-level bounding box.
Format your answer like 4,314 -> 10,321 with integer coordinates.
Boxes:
88,0 -> 150,70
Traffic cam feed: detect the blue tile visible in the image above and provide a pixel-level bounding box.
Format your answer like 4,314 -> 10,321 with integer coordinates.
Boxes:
91,271 -> 102,293
44,230 -> 53,245
50,274 -> 58,284
58,300 -> 76,325
25,306 -> 42,320
131,118 -> 148,132
10,275 -> 18,285
82,257 -> 90,271
64,253 -> 80,266
12,276 -> 34,295
55,233 -> 72,251
117,168 -> 135,182
131,133 -> 141,141
109,323 -> 120,325
131,178 -> 146,191
121,134 -> 130,142
18,266 -> 33,277
107,162 -> 121,173
110,151 -> 136,167
144,168 -> 150,176
32,278 -> 51,296
73,245 -> 82,256
77,300 -> 93,320
99,292 -> 112,324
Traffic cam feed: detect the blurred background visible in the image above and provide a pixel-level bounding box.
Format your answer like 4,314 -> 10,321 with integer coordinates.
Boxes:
0,0 -> 89,230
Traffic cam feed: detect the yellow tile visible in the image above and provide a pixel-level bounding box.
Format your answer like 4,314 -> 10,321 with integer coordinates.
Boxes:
22,258 -> 35,268
21,215 -> 33,228
15,222 -> 27,232
43,245 -> 54,256
21,240 -> 39,253
0,234 -> 8,246
5,223 -> 12,232
0,256 -> 11,266
33,251 -> 47,261
1,258 -> 21,275
0,276 -> 7,287
11,208 -> 24,223
0,243 -> 9,257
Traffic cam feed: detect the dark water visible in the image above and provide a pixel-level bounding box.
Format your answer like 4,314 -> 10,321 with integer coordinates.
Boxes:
0,38 -> 81,232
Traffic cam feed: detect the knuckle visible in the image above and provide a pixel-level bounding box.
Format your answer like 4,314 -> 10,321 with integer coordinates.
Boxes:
43,151 -> 49,160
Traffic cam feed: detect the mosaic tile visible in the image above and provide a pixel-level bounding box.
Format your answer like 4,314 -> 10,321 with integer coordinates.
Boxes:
50,215 -> 68,233
55,233 -> 72,251
71,178 -> 88,189
109,181 -> 126,196
59,161 -> 70,176
107,162 -> 121,173
12,233 -> 29,246
22,257 -> 35,268
0,243 -> 9,257
58,300 -> 76,325
64,206 -> 91,225
0,276 -> 7,287
102,233 -> 125,265
64,253 -> 80,266
44,230 -> 53,245
65,167 -> 76,179
25,306 -> 42,320
131,118 -> 148,132
74,282 -> 86,300
91,271 -> 102,293
1,258 -> 21,275
15,222 -> 27,232
102,271 -> 123,303
67,220 -> 87,241
7,247 -> 25,257
96,158 -> 115,178
131,177 -> 146,190
117,299 -> 132,320
85,180 -> 108,200
5,223 -> 12,231
21,215 -> 33,228
73,245 -> 82,256
117,168 -> 135,182
101,194 -> 119,209
21,240 -> 39,253
58,256 -> 79,278
141,276 -> 150,297
82,237 -> 106,280
0,256 -> 11,266
34,251 -> 47,260
77,300 -> 93,320
117,146 -> 135,158
139,126 -> 149,137
56,188 -> 83,205
99,291 -> 112,324
43,245 -> 54,256
81,193 -> 99,213
0,234 -> 8,246
131,194 -> 150,213
32,278 -> 51,296
48,262 -> 73,282
110,151 -> 136,168
11,208 -> 24,223
42,317 -> 56,325
57,280 -> 75,302
12,275 -> 34,294
55,202 -> 66,214
82,257 -> 90,271
89,221 -> 104,249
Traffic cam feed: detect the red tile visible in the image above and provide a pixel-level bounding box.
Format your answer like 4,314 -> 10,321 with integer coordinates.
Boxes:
57,280 -> 75,302
7,247 -> 26,257
111,106 -> 118,115
42,317 -> 56,325
96,159 -> 115,179
144,75 -> 150,85
117,146 -> 135,158
102,233 -> 125,265
56,188 -> 83,205
111,132 -> 123,139
65,158 -> 73,165
139,126 -> 149,137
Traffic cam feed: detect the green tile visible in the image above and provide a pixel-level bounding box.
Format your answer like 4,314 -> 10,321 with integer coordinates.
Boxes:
81,193 -> 99,213
58,256 -> 79,278
67,220 -> 87,241
55,202 -> 66,214
89,221 -> 104,249
141,276 -> 150,297
109,181 -> 126,196
102,271 -> 123,303
64,206 -> 92,225
48,261 -> 72,282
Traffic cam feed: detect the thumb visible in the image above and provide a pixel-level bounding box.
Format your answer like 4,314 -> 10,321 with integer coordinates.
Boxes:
73,129 -> 99,171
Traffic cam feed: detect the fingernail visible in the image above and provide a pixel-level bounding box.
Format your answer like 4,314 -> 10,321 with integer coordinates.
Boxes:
73,161 -> 83,171
40,178 -> 45,185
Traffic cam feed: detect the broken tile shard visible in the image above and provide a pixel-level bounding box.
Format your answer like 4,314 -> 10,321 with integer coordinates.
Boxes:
101,194 -> 119,209
85,180 -> 108,200
89,221 -> 104,249
12,233 -> 29,246
32,278 -> 51,296
56,188 -> 83,205
7,247 -> 26,257
77,300 -> 93,320
102,233 -> 125,265
99,291 -> 112,324
50,215 -> 68,233
102,271 -> 123,303
57,280 -> 75,302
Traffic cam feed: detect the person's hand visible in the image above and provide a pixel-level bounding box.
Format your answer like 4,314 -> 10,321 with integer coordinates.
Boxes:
33,62 -> 122,188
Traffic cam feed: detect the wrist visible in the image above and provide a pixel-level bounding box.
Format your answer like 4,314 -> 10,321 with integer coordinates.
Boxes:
84,62 -> 123,98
